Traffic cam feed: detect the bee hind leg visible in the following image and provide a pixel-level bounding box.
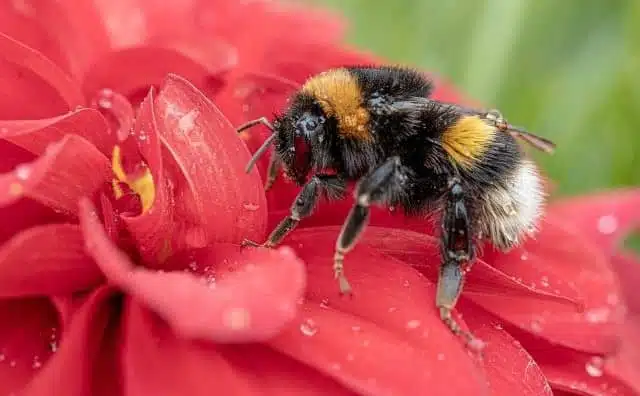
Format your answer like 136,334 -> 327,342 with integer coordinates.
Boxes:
241,174 -> 345,248
436,177 -> 481,346
334,156 -> 410,295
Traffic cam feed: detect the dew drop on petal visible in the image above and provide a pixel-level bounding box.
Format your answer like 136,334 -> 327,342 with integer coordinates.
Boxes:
0,353 -> 5,362
331,363 -> 341,371
96,88 -> 114,109
9,360 -> 16,367
468,338 -> 486,352
242,202 -> 260,211
346,353 -> 355,362
493,323 -> 503,330
388,306 -> 397,313
585,356 -> 604,377
351,325 -> 361,333
520,252 -> 529,261
539,276 -> 550,288
597,215 -> 618,235
402,280 -> 410,287
32,356 -> 42,369
405,320 -> 421,330
14,164 -> 31,181
437,353 -> 446,361
299,318 -> 317,337
319,298 -> 330,309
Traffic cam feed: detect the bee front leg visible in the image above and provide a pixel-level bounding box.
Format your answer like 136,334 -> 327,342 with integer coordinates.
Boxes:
334,157 -> 409,295
436,177 -> 478,344
242,174 -> 346,248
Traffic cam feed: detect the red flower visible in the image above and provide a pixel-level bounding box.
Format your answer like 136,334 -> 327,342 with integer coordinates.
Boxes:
0,1 -> 638,395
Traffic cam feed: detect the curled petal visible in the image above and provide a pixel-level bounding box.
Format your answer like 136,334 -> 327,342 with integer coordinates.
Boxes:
480,218 -> 625,354
0,298 -> 61,395
22,286 -> 122,396
0,134 -> 111,215
0,108 -> 115,156
0,224 -> 102,297
79,198 -> 306,343
117,88 -> 175,265
548,189 -> 640,253
154,74 -> 267,244
0,32 -> 83,119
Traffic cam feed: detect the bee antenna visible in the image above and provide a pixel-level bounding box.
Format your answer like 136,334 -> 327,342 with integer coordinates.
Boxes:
245,133 -> 276,173
236,117 -> 275,135
483,110 -> 556,154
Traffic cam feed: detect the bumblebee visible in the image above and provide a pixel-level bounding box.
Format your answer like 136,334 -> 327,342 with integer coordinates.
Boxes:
236,65 -> 555,343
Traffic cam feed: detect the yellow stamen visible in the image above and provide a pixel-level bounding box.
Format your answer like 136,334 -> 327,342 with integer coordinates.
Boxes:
111,145 -> 156,213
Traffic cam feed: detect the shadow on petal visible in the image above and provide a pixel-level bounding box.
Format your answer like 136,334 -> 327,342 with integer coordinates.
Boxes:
22,286 -> 123,396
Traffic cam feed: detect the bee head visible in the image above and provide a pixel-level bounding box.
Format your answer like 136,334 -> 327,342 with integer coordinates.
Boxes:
273,95 -> 329,185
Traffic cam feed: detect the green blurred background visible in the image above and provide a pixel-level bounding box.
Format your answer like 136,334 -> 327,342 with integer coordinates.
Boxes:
311,0 -> 639,198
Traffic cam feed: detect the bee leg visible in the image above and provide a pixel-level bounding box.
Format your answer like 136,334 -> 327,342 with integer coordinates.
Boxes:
242,174 -> 345,248
436,177 -> 478,344
264,151 -> 280,191
334,156 -> 408,295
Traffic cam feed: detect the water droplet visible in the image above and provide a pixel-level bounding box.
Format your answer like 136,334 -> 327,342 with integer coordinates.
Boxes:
520,252 -> 529,261
402,280 -> 410,287
242,202 -> 260,211
361,339 -> 371,347
597,215 -> 618,235
9,360 -> 16,367
15,164 -> 31,180
388,206 -> 396,212
468,338 -> 486,352
585,356 -> 604,377
300,319 -> 318,336
32,356 -> 42,369
585,307 -> 610,324
319,299 -> 330,309
493,323 -> 503,330
241,104 -> 250,113
346,353 -> 355,362
351,325 -> 361,333
540,276 -> 550,288
437,353 -> 446,361
530,318 -> 543,333
0,354 -> 5,362
405,320 -> 421,330
330,363 -> 341,371
188,261 -> 198,272
387,307 -> 397,313
96,88 -> 114,109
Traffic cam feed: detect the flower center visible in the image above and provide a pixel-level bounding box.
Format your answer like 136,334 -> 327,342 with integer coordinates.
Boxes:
111,145 -> 156,214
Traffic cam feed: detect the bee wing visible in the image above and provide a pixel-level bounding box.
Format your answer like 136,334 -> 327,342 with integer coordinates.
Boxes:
390,97 -> 556,154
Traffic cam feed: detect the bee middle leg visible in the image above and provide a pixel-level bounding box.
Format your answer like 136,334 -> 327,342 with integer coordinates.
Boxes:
334,156 -> 409,294
436,177 -> 477,343
242,174 -> 346,248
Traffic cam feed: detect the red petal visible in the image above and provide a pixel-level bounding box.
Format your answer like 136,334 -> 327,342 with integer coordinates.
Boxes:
82,43 -> 235,103
0,224 -> 102,297
270,228 -> 488,396
548,189 -> 640,253
480,217 -> 625,354
270,304 -> 488,396
117,89 -> 176,265
0,108 -> 115,156
603,316 -> 640,394
460,305 -> 553,396
0,298 -> 61,395
79,198 -> 306,343
121,299 -> 254,395
610,251 -> 640,314
154,74 -> 267,244
220,344 -> 354,395
22,286 -> 122,396
0,32 -> 83,119
0,134 -> 111,215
